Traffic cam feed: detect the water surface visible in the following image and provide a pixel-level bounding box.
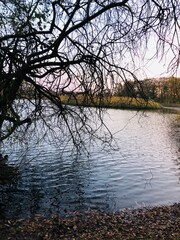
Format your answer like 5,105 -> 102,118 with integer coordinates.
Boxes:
0,109 -> 180,219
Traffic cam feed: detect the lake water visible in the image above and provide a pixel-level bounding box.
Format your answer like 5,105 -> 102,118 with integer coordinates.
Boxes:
0,109 -> 180,219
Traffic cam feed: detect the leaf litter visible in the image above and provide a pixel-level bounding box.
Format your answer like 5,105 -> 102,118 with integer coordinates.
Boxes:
0,203 -> 180,239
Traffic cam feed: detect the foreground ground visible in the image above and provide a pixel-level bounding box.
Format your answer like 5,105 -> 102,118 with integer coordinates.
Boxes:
0,204 -> 180,239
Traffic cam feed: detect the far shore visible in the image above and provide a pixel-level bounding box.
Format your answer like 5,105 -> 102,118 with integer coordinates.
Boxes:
162,105 -> 180,112
60,95 -> 162,110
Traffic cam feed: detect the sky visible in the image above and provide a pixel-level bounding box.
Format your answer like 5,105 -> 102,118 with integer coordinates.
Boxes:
140,58 -> 178,79
142,52 -> 180,79
138,36 -> 180,79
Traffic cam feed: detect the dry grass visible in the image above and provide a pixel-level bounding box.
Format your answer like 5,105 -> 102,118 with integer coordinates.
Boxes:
60,95 -> 162,110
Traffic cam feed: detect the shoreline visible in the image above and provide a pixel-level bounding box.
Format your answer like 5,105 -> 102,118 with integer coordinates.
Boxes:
163,106 -> 180,113
0,203 -> 180,239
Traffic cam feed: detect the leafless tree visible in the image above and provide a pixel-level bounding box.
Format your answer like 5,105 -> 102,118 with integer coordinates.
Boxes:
0,0 -> 179,150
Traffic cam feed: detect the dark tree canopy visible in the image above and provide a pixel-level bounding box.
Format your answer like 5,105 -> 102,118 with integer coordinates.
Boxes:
0,0 -> 179,147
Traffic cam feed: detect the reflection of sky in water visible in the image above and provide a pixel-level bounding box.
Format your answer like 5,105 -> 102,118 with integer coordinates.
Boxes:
0,109 -> 180,219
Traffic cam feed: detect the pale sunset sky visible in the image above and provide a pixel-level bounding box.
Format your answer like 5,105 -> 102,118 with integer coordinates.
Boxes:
138,35 -> 180,79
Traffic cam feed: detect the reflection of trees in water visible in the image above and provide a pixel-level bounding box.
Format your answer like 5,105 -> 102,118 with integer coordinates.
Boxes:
0,183 -> 44,219
0,154 -> 94,218
169,114 -> 180,177
45,157 -> 93,215
0,154 -> 19,186
170,115 -> 180,149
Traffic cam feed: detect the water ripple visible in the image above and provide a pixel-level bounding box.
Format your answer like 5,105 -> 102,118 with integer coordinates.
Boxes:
1,110 -> 180,218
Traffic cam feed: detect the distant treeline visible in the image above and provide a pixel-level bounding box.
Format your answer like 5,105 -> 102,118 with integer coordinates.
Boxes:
113,77 -> 180,104
18,76 -> 180,105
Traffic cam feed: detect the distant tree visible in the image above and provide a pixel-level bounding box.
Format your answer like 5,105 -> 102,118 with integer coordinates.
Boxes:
113,83 -> 123,97
160,80 -> 169,103
167,77 -> 180,103
0,0 -> 180,149
120,81 -> 136,97
138,79 -> 157,100
158,77 -> 180,104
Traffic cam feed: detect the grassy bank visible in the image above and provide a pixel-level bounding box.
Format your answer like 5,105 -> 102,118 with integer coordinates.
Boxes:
0,204 -> 180,239
60,95 -> 162,110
